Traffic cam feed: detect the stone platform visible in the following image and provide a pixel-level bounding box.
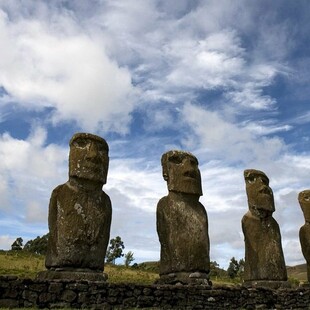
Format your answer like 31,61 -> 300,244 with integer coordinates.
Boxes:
1,275 -> 310,309
155,271 -> 212,286
242,280 -> 291,289
37,268 -> 108,281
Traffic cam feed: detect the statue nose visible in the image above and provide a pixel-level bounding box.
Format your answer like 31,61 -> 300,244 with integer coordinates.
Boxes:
184,158 -> 195,169
86,142 -> 98,158
183,158 -> 197,175
258,177 -> 266,184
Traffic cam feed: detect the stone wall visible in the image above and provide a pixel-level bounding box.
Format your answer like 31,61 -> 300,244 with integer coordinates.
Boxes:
0,276 -> 310,309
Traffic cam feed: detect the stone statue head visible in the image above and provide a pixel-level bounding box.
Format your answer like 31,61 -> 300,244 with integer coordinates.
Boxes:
244,169 -> 275,218
161,150 -> 202,196
69,133 -> 109,184
299,190 -> 310,223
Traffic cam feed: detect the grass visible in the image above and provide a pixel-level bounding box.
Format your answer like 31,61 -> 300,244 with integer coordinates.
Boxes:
0,250 -> 159,284
287,264 -> 307,281
105,264 -> 159,284
0,251 -> 237,285
0,250 -> 306,286
0,250 -> 45,278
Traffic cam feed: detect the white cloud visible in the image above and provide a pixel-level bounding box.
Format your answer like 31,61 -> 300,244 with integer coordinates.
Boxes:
0,8 -> 136,134
0,127 -> 67,220
104,158 -> 165,260
25,201 -> 47,223
164,31 -> 245,90
292,111 -> 310,125
0,177 -> 9,210
0,235 -> 14,250
181,103 -> 285,165
243,120 -> 292,136
91,0 -> 285,117
0,0 -> 291,132
283,240 -> 304,267
226,85 -> 277,111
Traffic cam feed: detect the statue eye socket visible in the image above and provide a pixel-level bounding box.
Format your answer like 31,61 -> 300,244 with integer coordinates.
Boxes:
305,196 -> 310,202
97,145 -> 103,151
73,138 -> 88,148
168,155 -> 182,164
246,176 -> 256,184
97,144 -> 107,153
190,159 -> 198,166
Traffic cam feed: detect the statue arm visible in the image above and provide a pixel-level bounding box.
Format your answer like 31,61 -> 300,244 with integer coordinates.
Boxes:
45,185 -> 61,268
103,194 -> 112,247
241,212 -> 251,238
48,189 -> 58,231
199,202 -> 210,248
156,197 -> 168,243
300,226 -> 310,263
241,215 -> 246,236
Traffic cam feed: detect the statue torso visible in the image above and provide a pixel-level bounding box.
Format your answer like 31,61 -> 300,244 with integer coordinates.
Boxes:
157,193 -> 210,275
46,182 -> 112,270
242,211 -> 287,281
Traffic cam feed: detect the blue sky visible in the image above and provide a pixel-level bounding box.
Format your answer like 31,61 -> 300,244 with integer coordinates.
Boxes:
0,0 -> 310,268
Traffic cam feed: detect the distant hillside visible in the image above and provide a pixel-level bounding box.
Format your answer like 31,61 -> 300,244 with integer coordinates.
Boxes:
287,264 -> 307,281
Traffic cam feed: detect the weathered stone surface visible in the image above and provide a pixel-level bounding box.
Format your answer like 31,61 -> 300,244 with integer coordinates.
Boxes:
48,282 -> 64,294
299,190 -> 310,283
242,169 -> 287,282
22,289 -> 38,303
242,280 -> 291,289
157,150 -> 210,285
0,299 -> 19,308
37,270 -> 108,281
61,289 -> 77,302
44,133 -> 112,278
0,276 -> 301,310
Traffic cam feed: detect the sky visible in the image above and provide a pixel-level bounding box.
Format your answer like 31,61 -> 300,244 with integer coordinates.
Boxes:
0,0 -> 310,269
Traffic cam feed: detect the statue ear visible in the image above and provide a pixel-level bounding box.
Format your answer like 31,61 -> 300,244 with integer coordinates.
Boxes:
163,173 -> 169,181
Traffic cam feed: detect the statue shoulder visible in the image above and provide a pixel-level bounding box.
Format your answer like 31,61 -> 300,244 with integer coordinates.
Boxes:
50,183 -> 67,198
157,196 -> 168,211
242,210 -> 252,219
269,215 -> 280,227
198,201 -> 207,213
242,211 -> 255,225
300,223 -> 310,234
101,191 -> 112,207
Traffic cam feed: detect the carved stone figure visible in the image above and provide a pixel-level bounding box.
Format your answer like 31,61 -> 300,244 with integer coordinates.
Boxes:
299,190 -> 310,283
39,133 -> 112,281
242,169 -> 288,288
156,150 -> 210,285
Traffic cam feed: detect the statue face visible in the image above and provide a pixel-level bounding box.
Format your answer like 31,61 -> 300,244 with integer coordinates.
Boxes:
162,150 -> 202,195
69,133 -> 109,184
299,190 -> 310,222
244,169 -> 275,218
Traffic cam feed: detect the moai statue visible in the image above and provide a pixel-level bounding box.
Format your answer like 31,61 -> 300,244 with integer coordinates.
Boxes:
299,190 -> 310,284
242,169 -> 288,288
156,150 -> 211,285
38,133 -> 112,281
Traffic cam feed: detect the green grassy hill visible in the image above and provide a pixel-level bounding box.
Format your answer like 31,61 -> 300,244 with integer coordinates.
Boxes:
287,264 -> 307,282
0,250 -> 45,278
0,250 -> 159,284
0,250 -> 307,286
0,251 -> 229,284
